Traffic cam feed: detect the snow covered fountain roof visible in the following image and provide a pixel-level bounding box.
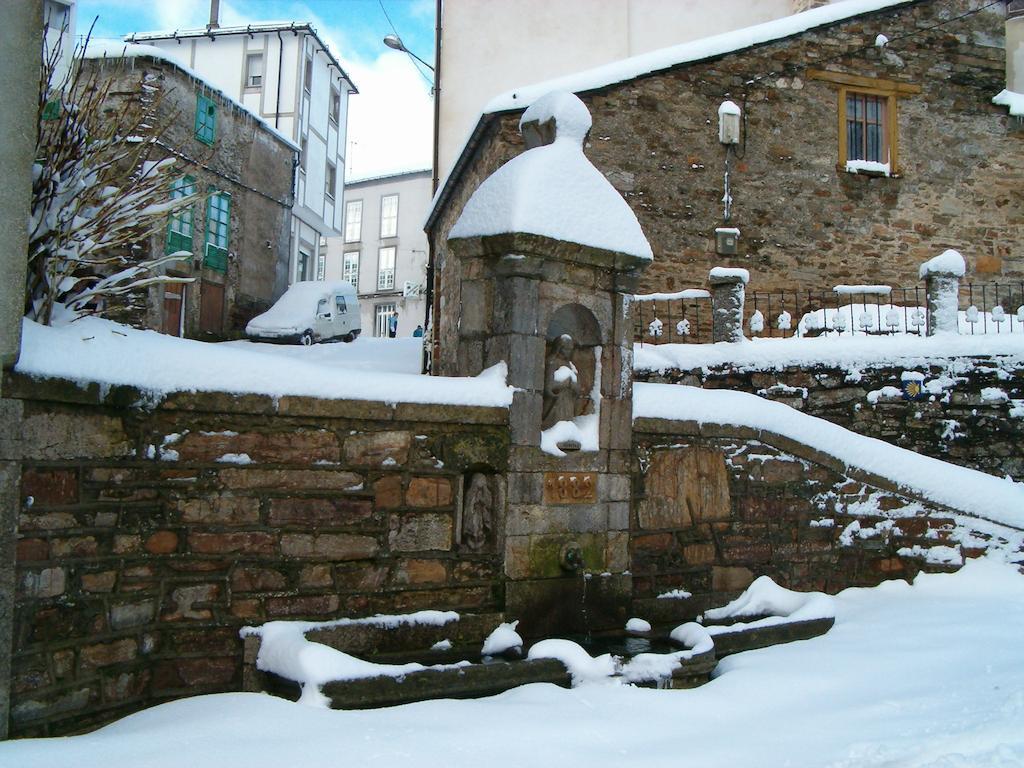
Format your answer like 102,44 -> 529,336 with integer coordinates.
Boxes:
448,91 -> 653,262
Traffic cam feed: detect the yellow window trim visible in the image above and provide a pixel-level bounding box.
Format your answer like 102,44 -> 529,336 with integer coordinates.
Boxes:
809,69 -> 921,175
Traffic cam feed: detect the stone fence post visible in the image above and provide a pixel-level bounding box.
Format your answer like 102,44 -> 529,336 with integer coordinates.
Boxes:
709,267 -> 749,343
919,250 -> 965,336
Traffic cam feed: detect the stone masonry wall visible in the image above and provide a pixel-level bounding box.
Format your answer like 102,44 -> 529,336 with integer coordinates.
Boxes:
630,421 -> 1019,627
430,0 -> 1021,375
4,375 -> 508,737
636,355 -> 1024,481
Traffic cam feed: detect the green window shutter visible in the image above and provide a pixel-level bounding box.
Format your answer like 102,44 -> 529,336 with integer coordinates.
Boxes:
204,190 -> 230,273
195,94 -> 216,145
42,99 -> 61,121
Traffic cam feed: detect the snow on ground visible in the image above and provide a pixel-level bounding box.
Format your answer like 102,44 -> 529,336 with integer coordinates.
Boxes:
634,332 -> 1024,374
5,560 -> 1023,768
222,336 -> 423,374
15,317 -> 513,408
633,383 -> 1024,535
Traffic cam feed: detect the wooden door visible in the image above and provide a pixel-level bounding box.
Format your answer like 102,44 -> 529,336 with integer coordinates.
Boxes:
162,283 -> 186,336
200,280 -> 224,334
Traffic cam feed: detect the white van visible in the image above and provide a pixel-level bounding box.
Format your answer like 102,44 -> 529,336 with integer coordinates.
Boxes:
245,281 -> 361,345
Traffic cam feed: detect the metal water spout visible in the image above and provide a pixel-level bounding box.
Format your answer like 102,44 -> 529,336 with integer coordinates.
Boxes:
560,542 -> 584,572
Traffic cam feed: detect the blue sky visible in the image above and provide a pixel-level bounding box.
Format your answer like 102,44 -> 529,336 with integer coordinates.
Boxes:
76,0 -> 437,179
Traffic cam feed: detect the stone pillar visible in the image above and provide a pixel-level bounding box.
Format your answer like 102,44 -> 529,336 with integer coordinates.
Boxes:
0,0 -> 41,740
920,250 -> 965,336
709,268 -> 748,343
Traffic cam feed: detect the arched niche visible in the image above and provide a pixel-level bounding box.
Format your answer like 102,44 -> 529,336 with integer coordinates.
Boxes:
542,303 -> 601,428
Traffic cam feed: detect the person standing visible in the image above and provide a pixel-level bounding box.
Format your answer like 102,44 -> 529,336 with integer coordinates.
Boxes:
412,324 -> 424,337
388,311 -> 399,338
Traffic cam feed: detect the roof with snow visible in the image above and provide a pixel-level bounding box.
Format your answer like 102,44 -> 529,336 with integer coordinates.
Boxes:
448,91 -> 652,260
82,39 -> 301,152
125,22 -> 357,94
346,168 -> 432,188
426,0 -> 918,232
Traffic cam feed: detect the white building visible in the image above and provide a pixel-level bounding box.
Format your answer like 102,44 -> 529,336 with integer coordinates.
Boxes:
128,20 -> 356,287
44,0 -> 77,82
436,0 -> 835,180
325,169 -> 431,338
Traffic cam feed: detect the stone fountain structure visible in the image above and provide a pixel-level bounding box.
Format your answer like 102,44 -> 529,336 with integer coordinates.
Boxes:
445,91 -> 653,636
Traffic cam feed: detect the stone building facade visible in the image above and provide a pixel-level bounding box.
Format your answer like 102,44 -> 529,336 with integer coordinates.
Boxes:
427,0 -> 1023,375
82,51 -> 297,339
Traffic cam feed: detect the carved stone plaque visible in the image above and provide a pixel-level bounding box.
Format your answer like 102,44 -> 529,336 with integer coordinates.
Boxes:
543,472 -> 597,504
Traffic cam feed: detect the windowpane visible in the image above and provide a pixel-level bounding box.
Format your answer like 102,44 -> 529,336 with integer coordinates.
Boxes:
377,246 -> 396,291
343,251 -> 359,289
330,85 -> 341,124
205,191 -> 230,272
246,54 -> 264,88
846,92 -> 887,164
380,194 -> 398,238
304,56 -> 313,93
326,162 -> 336,199
195,94 -> 216,145
374,303 -> 396,337
345,200 -> 362,242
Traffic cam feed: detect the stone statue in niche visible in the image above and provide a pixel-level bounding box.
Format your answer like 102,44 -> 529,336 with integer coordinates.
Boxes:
542,333 -> 583,430
461,473 -> 495,551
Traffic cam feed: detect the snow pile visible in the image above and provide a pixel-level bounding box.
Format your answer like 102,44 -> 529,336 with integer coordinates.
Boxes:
701,576 -> 835,635
633,382 -> 1024,533
16,317 -> 514,408
708,267 -> 749,284
634,331 -> 1024,373
634,289 -> 710,302
481,621 -> 523,657
657,588 -> 692,599
844,159 -> 891,176
993,89 -> 1024,117
625,618 -> 652,634
526,639 -> 618,684
919,249 -> 966,279
240,611 -> 464,707
620,623 -> 714,683
6,561 -> 1024,768
449,91 -> 652,260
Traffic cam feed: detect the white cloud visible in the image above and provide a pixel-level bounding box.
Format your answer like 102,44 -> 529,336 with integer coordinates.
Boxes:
340,51 -> 433,181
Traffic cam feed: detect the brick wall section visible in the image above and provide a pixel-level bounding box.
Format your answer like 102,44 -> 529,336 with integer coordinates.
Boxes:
630,422 -> 1021,626
429,0 -> 1021,375
5,375 -> 508,737
636,355 -> 1024,480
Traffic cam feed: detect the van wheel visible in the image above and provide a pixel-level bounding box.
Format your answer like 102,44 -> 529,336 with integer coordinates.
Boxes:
342,332 -> 355,343
300,331 -> 314,346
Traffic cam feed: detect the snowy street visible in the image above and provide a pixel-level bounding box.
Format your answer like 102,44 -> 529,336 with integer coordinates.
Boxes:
3,561 -> 1022,768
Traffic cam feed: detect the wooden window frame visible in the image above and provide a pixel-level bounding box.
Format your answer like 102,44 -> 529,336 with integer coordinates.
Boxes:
808,70 -> 921,176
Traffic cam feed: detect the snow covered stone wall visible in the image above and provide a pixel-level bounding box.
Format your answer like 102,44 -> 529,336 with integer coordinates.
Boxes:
636,354 -> 1024,481
629,422 -> 1023,627
3,373 -> 511,737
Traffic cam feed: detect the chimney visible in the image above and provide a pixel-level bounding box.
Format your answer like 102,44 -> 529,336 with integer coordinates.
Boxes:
208,0 -> 221,30
1009,1 -> 1024,93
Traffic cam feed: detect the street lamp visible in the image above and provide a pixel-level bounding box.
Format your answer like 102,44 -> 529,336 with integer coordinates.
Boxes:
383,33 -> 434,72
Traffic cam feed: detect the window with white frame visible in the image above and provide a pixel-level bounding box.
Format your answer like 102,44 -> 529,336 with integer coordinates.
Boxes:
377,246 -> 396,291
300,136 -> 308,172
325,161 -> 336,199
345,200 -> 362,242
303,53 -> 313,94
374,303 -> 396,337
245,53 -> 264,89
330,83 -> 341,124
343,251 -> 359,290
316,253 -> 326,281
380,194 -> 398,238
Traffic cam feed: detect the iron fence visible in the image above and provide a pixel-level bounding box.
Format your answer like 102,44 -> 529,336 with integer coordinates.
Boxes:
633,290 -> 712,345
